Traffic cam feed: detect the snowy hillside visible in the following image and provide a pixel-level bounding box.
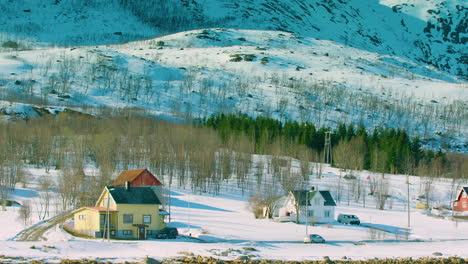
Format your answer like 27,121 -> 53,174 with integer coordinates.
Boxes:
0,0 -> 158,45
0,0 -> 466,78
0,0 -> 466,151
0,28 -> 466,151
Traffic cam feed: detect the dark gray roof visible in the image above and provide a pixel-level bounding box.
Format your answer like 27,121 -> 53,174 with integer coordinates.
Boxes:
107,186 -> 161,205
292,190 -> 311,206
291,190 -> 336,207
464,187 -> 468,193
319,191 -> 337,206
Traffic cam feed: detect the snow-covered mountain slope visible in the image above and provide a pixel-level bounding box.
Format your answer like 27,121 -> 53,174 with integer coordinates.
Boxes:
0,0 -> 158,45
195,0 -> 467,78
0,29 -> 466,150
0,0 -> 466,78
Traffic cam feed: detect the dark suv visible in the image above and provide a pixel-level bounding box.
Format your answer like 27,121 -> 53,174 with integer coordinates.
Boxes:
155,227 -> 178,239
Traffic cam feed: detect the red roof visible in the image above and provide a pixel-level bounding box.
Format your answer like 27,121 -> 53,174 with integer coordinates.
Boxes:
85,207 -> 118,212
110,169 -> 162,186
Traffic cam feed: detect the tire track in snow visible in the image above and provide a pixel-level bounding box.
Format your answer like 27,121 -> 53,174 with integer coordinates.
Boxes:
9,210 -> 73,241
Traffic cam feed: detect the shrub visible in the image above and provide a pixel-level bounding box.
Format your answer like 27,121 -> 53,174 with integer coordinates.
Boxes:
156,41 -> 165,47
243,54 -> 256,61
248,195 -> 265,218
2,40 -> 19,49
261,57 -> 269,64
229,54 -> 242,62
343,174 -> 356,180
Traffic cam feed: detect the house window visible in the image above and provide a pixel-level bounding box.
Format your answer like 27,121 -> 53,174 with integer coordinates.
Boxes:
146,230 -> 152,235
143,215 -> 151,224
123,230 -> 133,235
324,210 -> 331,217
314,199 -> 321,205
78,214 -> 86,220
123,214 -> 133,224
100,214 -> 108,227
308,210 -> 314,217
463,202 -> 467,208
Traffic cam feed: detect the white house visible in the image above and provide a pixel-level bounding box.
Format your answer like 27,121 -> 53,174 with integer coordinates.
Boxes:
272,189 -> 336,223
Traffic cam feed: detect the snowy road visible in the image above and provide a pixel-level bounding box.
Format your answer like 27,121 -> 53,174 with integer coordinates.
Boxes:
9,211 -> 73,241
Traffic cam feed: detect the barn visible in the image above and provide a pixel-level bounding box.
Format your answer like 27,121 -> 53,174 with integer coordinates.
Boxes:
111,168 -> 162,187
453,187 -> 468,212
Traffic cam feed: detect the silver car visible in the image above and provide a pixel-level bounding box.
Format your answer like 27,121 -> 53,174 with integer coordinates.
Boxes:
304,234 -> 325,243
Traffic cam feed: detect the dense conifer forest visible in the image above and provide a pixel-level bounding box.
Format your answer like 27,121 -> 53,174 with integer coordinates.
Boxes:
203,114 -> 465,177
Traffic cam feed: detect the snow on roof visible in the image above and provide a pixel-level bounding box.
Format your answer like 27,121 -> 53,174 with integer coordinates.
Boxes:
158,209 -> 170,216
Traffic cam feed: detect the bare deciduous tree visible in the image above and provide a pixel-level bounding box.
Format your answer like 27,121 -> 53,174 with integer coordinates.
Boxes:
18,201 -> 32,226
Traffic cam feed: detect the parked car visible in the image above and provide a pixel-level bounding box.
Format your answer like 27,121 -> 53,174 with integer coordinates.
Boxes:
304,234 -> 325,243
155,227 -> 178,239
337,214 -> 360,225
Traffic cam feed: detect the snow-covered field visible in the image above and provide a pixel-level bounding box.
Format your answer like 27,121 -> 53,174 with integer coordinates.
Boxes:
1,164 -> 467,262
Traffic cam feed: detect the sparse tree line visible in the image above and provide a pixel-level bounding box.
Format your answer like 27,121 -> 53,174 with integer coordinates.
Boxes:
0,112 -> 276,215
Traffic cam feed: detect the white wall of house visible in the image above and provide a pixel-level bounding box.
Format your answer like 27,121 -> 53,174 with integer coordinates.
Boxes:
272,194 -> 296,222
272,192 -> 335,223
299,204 -> 335,223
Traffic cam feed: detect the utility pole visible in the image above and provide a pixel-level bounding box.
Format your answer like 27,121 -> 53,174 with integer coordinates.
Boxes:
187,193 -> 191,236
406,175 -> 411,228
379,173 -> 384,210
324,131 -> 332,164
106,190 -> 110,242
305,191 -> 309,236
168,184 -> 171,223
102,189 -> 110,242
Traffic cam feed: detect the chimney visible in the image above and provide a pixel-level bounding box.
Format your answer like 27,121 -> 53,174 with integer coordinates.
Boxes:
125,181 -> 130,191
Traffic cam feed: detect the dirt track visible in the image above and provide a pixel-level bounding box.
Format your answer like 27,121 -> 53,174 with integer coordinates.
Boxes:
10,211 -> 73,241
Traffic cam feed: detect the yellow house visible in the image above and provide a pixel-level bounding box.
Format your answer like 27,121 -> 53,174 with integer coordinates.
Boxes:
73,185 -> 168,239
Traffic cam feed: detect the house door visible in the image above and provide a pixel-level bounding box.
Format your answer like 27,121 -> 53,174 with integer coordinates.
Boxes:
138,226 -> 146,240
